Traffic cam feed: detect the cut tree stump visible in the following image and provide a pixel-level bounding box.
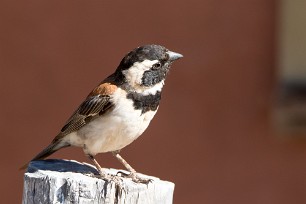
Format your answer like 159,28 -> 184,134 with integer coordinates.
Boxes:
22,159 -> 174,204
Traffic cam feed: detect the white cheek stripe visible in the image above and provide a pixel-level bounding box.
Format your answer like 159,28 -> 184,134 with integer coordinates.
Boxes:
122,59 -> 164,95
122,59 -> 158,87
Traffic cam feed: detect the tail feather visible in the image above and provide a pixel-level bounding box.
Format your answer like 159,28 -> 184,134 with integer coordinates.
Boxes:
19,140 -> 70,170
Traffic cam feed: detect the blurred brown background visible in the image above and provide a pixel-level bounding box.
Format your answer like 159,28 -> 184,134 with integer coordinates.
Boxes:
1,0 -> 306,203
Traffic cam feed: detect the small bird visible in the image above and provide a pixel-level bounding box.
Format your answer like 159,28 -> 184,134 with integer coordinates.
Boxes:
21,44 -> 183,182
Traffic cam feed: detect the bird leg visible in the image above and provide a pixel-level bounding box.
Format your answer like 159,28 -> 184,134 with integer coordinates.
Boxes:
87,154 -> 112,180
87,154 -> 125,189
112,151 -> 136,173
112,151 -> 151,184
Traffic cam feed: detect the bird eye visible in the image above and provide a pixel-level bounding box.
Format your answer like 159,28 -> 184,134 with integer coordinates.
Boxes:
152,63 -> 161,69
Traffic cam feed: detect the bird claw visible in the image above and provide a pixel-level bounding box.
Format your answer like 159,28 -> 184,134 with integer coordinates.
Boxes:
97,173 -> 124,188
131,173 -> 152,184
97,170 -> 151,185
120,172 -> 152,184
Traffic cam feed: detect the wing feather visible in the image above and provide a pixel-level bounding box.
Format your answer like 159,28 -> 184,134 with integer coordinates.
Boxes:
53,82 -> 117,141
58,95 -> 112,138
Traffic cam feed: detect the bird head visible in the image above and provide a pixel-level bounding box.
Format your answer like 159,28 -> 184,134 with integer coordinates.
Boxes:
115,45 -> 183,93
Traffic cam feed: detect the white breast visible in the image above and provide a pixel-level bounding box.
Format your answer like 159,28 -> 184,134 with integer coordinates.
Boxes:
65,88 -> 157,155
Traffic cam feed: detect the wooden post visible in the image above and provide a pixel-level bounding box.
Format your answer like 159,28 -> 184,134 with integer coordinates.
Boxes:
22,159 -> 175,204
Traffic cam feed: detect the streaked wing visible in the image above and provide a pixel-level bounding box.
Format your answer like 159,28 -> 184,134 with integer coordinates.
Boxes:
59,94 -> 112,137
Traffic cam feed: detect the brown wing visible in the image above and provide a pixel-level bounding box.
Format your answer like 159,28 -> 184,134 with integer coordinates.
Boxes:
60,95 -> 111,135
54,83 -> 117,141
19,82 -> 118,169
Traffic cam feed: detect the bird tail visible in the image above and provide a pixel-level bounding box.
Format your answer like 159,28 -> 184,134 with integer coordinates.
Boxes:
19,139 -> 70,170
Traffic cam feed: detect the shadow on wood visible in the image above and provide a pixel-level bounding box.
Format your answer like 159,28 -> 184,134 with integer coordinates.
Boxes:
22,159 -> 174,204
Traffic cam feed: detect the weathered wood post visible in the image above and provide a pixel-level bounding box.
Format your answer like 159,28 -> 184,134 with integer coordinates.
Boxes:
22,159 -> 175,204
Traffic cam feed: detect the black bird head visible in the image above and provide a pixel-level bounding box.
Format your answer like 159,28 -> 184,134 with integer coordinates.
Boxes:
116,45 -> 183,89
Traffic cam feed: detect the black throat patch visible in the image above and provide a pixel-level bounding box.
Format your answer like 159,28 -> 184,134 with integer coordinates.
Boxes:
126,91 -> 161,114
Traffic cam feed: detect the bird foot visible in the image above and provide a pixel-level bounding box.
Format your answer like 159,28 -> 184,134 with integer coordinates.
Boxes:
116,171 -> 152,184
130,173 -> 152,184
96,172 -> 124,188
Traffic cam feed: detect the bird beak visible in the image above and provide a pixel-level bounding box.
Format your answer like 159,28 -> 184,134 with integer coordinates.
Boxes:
167,51 -> 183,62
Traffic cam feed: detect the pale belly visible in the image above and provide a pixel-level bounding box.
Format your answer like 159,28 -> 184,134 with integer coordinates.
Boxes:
64,90 -> 158,155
